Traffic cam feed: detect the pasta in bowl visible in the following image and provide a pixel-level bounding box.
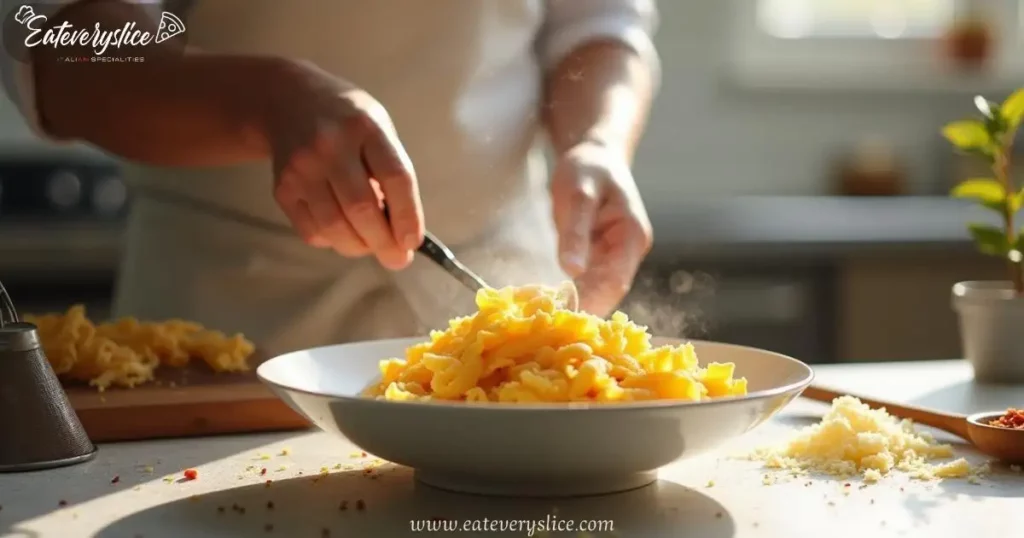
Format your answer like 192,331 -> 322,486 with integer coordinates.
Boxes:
363,285 -> 747,404
258,285 -> 813,497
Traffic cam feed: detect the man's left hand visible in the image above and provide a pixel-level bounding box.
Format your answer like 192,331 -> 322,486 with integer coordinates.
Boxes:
550,140 -> 653,317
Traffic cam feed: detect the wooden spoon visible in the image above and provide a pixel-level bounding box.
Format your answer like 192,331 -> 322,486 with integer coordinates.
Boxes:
802,385 -> 1024,464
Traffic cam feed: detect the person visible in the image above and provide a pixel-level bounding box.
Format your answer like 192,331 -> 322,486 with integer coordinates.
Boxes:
1,0 -> 659,356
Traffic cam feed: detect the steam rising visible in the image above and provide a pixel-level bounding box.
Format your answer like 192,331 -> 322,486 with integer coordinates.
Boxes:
619,269 -> 716,339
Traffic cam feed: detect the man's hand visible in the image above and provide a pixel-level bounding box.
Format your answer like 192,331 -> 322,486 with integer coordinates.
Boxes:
264,60 -> 424,270
551,141 -> 653,317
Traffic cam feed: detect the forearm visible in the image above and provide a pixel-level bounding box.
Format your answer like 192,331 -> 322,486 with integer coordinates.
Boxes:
31,0 -> 273,166
542,40 -> 654,162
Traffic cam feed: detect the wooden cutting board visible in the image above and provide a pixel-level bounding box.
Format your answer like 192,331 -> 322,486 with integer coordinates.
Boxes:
63,353 -> 312,443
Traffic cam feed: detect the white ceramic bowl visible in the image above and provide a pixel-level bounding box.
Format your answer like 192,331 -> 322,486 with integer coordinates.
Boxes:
257,337 -> 812,497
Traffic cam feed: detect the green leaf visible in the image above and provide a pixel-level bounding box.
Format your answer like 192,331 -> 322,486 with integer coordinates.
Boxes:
968,223 -> 1010,256
1002,88 -> 1024,129
942,120 -> 992,150
951,177 -> 1007,204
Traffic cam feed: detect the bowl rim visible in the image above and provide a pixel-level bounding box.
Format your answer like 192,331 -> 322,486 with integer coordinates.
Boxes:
256,336 -> 815,413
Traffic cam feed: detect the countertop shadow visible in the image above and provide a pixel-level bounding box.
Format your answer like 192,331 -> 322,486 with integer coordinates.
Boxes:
93,465 -> 736,538
0,431 -> 299,537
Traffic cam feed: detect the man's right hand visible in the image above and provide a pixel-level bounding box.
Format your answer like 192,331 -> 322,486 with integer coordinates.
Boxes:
258,59 -> 424,270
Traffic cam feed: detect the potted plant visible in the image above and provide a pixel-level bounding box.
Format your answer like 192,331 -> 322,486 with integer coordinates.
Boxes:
944,88 -> 1024,382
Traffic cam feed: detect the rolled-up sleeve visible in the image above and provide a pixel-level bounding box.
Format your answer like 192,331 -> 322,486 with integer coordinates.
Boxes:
536,0 -> 660,89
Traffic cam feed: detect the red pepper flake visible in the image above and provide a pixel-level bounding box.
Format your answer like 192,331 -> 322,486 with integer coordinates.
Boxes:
356,499 -> 366,511
260,468 -> 267,476
265,480 -> 273,488
58,500 -> 68,507
183,468 -> 198,481
111,475 -> 121,484
264,523 -> 274,532
339,500 -> 348,511
843,483 -> 851,487
988,408 -> 1024,429
266,501 -> 275,510
360,452 -> 367,457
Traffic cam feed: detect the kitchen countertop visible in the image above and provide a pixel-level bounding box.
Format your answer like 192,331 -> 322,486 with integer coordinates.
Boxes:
0,197 -> 985,275
646,196 -> 988,261
1,360 -> 1021,538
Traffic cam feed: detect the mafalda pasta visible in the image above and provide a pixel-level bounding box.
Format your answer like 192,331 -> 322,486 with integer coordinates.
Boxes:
363,285 -> 747,403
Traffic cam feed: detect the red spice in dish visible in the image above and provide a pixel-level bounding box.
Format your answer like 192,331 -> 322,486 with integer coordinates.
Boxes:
989,408 -> 1024,429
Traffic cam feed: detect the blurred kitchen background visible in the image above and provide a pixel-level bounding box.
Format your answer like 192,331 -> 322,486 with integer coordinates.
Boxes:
0,0 -> 1021,364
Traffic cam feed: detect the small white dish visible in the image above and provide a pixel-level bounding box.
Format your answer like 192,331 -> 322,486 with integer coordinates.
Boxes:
257,337 -> 813,497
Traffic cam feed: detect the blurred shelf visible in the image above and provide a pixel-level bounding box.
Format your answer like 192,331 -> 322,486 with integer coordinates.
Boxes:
726,65 -> 1023,95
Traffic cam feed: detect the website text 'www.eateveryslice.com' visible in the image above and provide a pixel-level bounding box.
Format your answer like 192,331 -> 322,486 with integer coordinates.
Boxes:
410,516 -> 613,535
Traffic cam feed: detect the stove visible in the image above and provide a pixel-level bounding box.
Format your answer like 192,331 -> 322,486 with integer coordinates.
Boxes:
0,150 -> 126,318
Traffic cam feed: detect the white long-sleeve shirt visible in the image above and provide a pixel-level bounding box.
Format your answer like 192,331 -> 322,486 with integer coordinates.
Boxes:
0,0 -> 659,350
3,0 -> 658,241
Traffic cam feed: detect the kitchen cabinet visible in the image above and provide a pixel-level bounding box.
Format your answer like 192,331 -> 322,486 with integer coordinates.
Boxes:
837,253 -> 1004,362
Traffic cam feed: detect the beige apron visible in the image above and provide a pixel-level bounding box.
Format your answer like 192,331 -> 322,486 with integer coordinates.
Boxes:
112,0 -> 568,357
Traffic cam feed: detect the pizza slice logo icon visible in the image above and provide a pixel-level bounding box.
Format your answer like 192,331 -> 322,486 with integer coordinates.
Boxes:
155,11 -> 186,44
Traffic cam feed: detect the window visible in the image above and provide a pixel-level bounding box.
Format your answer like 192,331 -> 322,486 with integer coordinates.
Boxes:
758,0 -> 956,39
730,0 -> 1024,91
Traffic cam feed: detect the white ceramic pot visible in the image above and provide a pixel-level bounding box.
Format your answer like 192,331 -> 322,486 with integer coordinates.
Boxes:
952,281 -> 1024,383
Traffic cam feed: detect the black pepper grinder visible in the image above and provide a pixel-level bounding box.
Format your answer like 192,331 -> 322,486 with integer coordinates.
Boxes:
0,279 -> 96,472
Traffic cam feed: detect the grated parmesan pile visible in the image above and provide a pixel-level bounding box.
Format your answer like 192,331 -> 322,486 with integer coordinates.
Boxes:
753,396 -> 986,482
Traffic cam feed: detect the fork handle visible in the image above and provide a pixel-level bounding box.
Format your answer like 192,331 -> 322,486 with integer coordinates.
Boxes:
381,204 -> 488,293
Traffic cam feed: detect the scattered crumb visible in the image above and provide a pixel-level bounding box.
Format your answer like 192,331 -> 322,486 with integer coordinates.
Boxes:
264,523 -> 273,532
142,466 -> 154,474
260,468 -> 267,476
188,495 -> 200,502
356,499 -> 366,511
761,474 -> 775,485
827,501 -> 835,506
333,463 -> 343,470
257,454 -> 271,461
968,476 -> 982,485
266,501 -> 274,510
714,512 -> 723,519
320,467 -> 330,475
339,501 -> 348,511
870,499 -> 875,504
133,486 -> 141,492
162,477 -> 175,483
349,452 -> 361,458
111,475 -> 120,484
361,452 -> 367,457
276,466 -> 288,472
321,529 -> 330,537
217,506 -> 225,514
279,448 -> 291,456
58,500 -> 68,507
705,480 -> 715,488
265,480 -> 273,488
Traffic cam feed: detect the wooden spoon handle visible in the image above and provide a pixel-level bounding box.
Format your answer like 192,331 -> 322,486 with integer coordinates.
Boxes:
801,385 -> 970,440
